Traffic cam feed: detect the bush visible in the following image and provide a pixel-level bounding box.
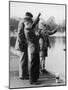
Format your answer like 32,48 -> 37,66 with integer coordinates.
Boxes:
10,36 -> 17,47
10,18 -> 19,32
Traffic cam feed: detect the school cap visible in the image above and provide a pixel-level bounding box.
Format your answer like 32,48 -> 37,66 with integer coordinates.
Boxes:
24,12 -> 33,22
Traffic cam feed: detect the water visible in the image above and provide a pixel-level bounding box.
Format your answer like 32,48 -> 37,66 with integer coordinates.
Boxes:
10,35 -> 66,82
45,36 -> 66,81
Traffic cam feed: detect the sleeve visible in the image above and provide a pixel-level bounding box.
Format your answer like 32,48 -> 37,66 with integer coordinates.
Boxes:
31,18 -> 39,30
15,20 -> 24,50
48,27 -> 58,35
48,30 -> 57,35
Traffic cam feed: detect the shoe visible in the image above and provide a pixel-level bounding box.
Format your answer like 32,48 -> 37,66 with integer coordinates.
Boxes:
41,69 -> 49,74
19,77 -> 24,80
19,76 -> 29,80
30,79 -> 37,84
24,76 -> 29,79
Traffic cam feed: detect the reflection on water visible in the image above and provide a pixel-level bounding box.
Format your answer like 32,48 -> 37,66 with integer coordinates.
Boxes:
46,36 -> 65,82
49,36 -> 56,49
49,36 -> 65,49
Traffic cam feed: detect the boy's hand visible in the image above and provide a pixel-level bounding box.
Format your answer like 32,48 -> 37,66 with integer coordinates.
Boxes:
49,45 -> 51,48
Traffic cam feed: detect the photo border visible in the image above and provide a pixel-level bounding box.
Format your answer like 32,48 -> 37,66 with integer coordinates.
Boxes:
9,1 -> 67,89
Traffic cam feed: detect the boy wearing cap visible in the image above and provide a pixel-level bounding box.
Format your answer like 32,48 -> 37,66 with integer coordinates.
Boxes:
16,12 -> 41,84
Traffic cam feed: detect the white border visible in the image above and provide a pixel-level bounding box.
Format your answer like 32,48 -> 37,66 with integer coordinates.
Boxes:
0,0 -> 67,90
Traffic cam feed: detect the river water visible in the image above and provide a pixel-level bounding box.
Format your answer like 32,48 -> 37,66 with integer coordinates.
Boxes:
10,34 -> 66,82
45,36 -> 66,82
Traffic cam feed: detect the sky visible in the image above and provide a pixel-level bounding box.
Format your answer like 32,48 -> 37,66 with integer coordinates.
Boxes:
10,2 -> 65,24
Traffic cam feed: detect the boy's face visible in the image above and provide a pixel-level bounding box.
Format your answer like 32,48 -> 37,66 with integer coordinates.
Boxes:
24,21 -> 32,28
